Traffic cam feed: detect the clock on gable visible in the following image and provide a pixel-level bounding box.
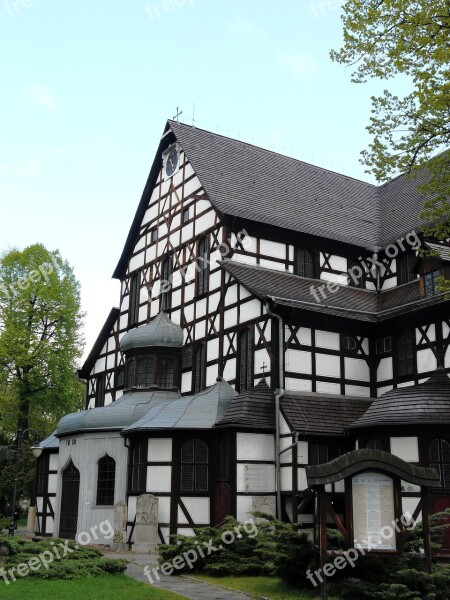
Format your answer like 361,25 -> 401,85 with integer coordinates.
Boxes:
163,143 -> 181,180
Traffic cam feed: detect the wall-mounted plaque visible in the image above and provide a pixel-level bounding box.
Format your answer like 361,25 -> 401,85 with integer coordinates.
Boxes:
352,472 -> 396,550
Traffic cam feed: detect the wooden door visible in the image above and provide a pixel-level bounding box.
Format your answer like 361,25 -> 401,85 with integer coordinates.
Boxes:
59,460 -> 80,539
214,481 -> 231,526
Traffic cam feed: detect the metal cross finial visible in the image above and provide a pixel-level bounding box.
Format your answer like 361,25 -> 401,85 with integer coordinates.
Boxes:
261,362 -> 268,377
173,107 -> 183,122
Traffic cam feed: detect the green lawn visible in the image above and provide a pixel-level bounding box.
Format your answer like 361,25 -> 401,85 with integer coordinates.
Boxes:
0,574 -> 183,599
194,575 -> 340,599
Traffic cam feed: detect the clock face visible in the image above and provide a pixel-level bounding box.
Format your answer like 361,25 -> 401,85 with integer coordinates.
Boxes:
165,147 -> 179,177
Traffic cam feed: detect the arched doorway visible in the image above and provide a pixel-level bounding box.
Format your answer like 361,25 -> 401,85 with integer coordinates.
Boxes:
59,460 -> 80,539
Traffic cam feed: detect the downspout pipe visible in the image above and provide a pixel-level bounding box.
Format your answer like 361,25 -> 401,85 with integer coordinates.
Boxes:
266,299 -> 284,520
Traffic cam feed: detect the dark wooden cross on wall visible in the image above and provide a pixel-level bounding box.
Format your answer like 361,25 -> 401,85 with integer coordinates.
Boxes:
261,362 -> 268,377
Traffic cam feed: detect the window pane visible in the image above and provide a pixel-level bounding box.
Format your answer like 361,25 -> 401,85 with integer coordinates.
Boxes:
161,257 -> 173,311
194,345 -> 206,392
158,356 -> 174,389
294,248 -> 314,278
137,357 -> 154,388
181,465 -> 194,491
129,274 -> 140,325
240,329 -> 254,391
96,456 -> 115,505
429,440 -> 440,462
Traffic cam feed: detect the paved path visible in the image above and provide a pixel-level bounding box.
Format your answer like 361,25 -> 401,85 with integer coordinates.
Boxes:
109,550 -> 255,600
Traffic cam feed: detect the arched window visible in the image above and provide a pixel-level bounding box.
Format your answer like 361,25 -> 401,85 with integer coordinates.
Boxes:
429,439 -> 450,489
194,344 -> 206,393
130,439 -> 147,493
129,273 -> 140,326
180,439 -> 209,492
239,328 -> 254,392
365,439 -> 383,451
137,357 -> 154,388
157,356 -> 175,389
196,236 -> 209,295
96,455 -> 116,505
397,329 -> 414,377
160,256 -> 173,312
294,247 -> 314,278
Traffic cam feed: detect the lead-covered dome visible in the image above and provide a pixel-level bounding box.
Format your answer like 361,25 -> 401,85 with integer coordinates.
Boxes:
120,312 -> 183,352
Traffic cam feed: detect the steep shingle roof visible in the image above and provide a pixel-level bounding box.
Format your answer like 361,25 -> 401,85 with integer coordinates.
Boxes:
349,369 -> 450,429
219,259 -> 449,322
215,379 -> 275,429
281,391 -> 373,436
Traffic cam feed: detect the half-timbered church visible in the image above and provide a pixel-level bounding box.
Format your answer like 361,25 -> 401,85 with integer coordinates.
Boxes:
35,120 -> 450,552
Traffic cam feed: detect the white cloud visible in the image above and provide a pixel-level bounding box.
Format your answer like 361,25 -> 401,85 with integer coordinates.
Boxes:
25,83 -> 58,110
277,52 -> 319,77
226,17 -> 266,38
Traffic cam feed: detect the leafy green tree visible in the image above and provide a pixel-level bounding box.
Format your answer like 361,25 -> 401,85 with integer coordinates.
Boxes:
0,243 -> 85,439
331,1 -> 450,248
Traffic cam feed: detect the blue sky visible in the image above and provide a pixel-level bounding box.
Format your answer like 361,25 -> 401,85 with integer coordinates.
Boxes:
0,0 -> 407,362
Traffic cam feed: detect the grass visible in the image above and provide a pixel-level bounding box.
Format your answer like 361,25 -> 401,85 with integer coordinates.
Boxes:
0,573 -> 184,599
194,574 -> 341,599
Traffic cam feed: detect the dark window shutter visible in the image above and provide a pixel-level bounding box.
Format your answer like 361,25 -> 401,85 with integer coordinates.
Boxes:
397,329 -> 415,377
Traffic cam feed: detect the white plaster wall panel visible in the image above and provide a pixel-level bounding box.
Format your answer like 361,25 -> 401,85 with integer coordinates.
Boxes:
297,441 -> 308,464
237,433 -> 275,461
172,288 -> 182,308
160,527 -> 170,544
377,385 -> 393,396
206,365 -> 218,387
280,413 -> 290,435
444,322 -> 450,337
281,467 -> 292,491
285,378 -> 312,391
183,302 -> 194,323
361,339 -> 369,354
416,324 -> 435,343
159,222 -> 168,239
225,284 -> 238,306
417,348 -> 437,373
160,177 -> 171,197
148,439 -> 172,462
280,437 -> 292,463
177,506 -> 188,525
45,517 -> 54,534
286,349 -> 312,374
48,474 -> 57,494
327,255 -> 347,272
260,239 -> 286,260
88,399 -> 95,409
207,338 -> 219,362
181,497 -> 210,524
171,168 -> 184,189
147,466 -> 172,493
254,349 -> 271,378
224,307 -> 238,329
104,393 -> 113,407
139,286 -> 148,304
334,479 -> 345,493
145,203 -> 158,225
207,291 -> 221,313
320,272 -> 348,285
297,327 -> 312,346
382,277 -> 396,290
106,354 -> 116,370
150,299 -> 160,316
49,454 -> 59,471
237,463 -> 275,492
366,281 -> 376,291
240,235 -> 257,254
390,437 -> 419,462
119,314 -> 129,330
222,358 -> 236,382
316,354 -> 340,378
231,253 -> 258,265
259,258 -> 287,271
315,330 -> 340,350
196,199 -> 211,214
36,497 -> 43,513
177,528 -> 195,537
138,306 -> 147,323
93,357 -> 106,375
146,244 -> 157,263
128,496 -> 137,521
298,468 -> 308,491
345,385 -> 371,397
402,498 -> 422,523
236,496 -> 253,522
195,212 -> 216,236
316,381 -> 341,394
397,380 -> 415,388
209,270 -> 222,290
209,249 -> 222,266
182,175 -> 200,197
181,223 -> 194,244
196,298 -> 207,319
133,236 -> 146,254
183,282 -> 194,303
115,390 -> 124,401
171,213 -> 181,230
344,357 -> 370,381
181,372 -> 192,393
377,358 -> 393,381
169,230 -> 181,248
194,319 -> 206,340
240,299 -> 262,322
121,294 -> 130,312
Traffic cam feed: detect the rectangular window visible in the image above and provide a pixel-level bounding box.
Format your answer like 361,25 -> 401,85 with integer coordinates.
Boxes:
129,273 -> 140,326
397,252 -> 417,285
182,208 -> 190,223
424,270 -> 440,297
376,337 -> 392,355
95,374 -> 106,408
150,227 -> 157,243
196,237 -> 209,296
239,328 -> 254,392
309,444 -> 328,465
294,247 -> 314,278
397,329 -> 415,377
160,256 -> 173,311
